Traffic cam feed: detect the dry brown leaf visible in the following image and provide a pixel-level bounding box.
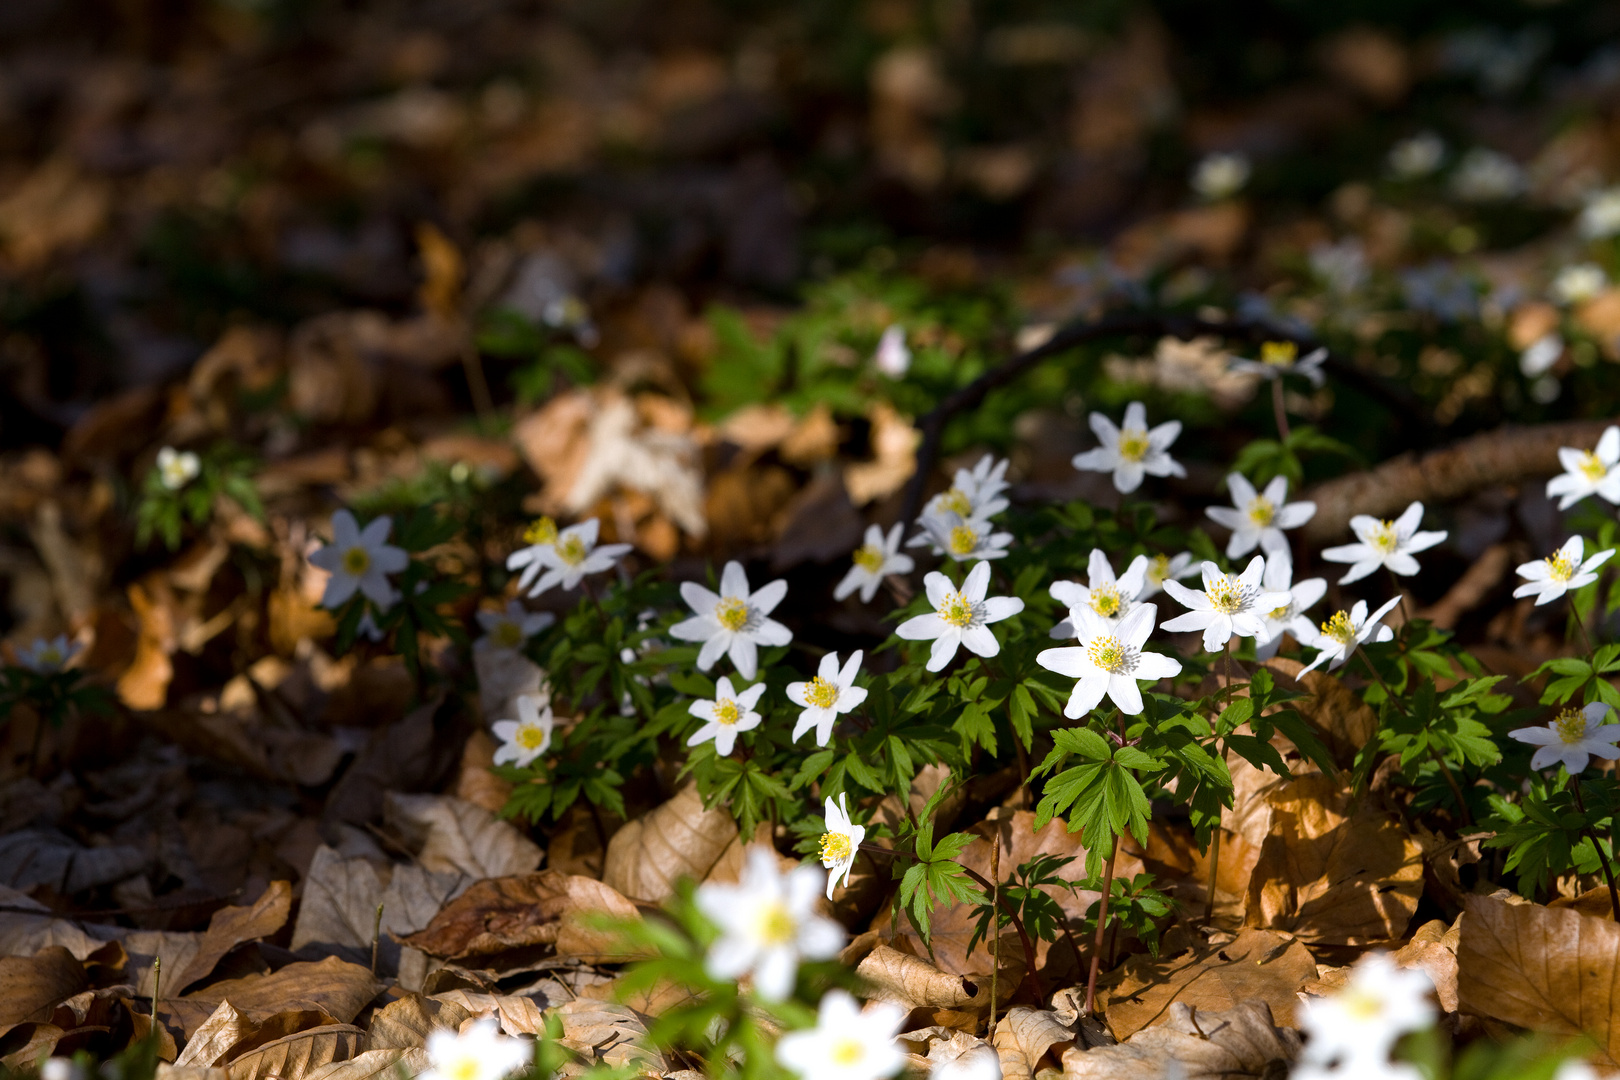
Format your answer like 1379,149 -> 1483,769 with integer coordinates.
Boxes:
173,881 -> 293,994
385,793 -> 543,879
429,991 -> 547,1035
169,958 -> 381,1038
174,1002 -> 257,1068
456,730 -> 513,815
1,1023 -> 67,1071
305,1048 -> 431,1080
1262,657 -> 1376,767
994,1006 -> 1075,1080
1458,893 -> 1620,1064
157,1064 -> 229,1080
401,870 -> 640,963
0,888 -> 117,960
225,1024 -> 365,1080
1243,775 -> 1422,944
1104,928 -> 1316,1040
290,846 -> 469,969
603,784 -> 737,903
1063,1001 -> 1301,1079
857,945 -> 982,1011
0,946 -> 89,1036
844,403 -> 919,506
552,999 -> 666,1076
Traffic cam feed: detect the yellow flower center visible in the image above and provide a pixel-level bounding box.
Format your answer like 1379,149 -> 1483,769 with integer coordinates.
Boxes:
1089,586 -> 1121,617
939,591 -> 977,628
492,620 -> 525,648
853,544 -> 885,572
1147,554 -> 1171,585
1207,577 -> 1243,614
1340,988 -> 1384,1022
1368,520 -> 1400,554
829,1039 -> 866,1067
756,901 -> 797,945
713,699 -> 741,726
1546,551 -> 1578,582
938,487 -> 973,517
342,547 -> 371,575
445,1057 -> 480,1080
715,597 -> 751,632
516,723 -> 548,750
1267,602 -> 1292,621
1087,636 -> 1127,673
524,516 -> 558,545
805,675 -> 839,709
1117,429 -> 1150,462
1261,340 -> 1298,367
1320,610 -> 1356,644
1246,496 -> 1275,526
39,647 -> 63,666
818,831 -> 852,865
1579,452 -> 1608,482
1556,707 -> 1588,744
947,524 -> 979,556
555,534 -> 588,566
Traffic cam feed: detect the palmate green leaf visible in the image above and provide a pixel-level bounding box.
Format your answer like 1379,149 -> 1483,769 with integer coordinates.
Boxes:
953,702 -> 996,755
1009,683 -> 1037,750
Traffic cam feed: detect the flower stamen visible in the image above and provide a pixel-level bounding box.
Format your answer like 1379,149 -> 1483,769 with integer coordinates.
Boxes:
1207,577 -> 1243,613
1246,496 -> 1276,526
938,487 -> 973,517
1089,585 -> 1122,617
852,544 -> 885,572
1368,520 -> 1400,554
523,516 -> 558,545
342,547 -> 371,575
1087,636 -> 1129,673
554,535 -> 588,566
1555,707 -> 1588,744
1261,341 -> 1298,367
715,597 -> 752,632
947,524 -> 980,557
939,592 -> 978,628
805,676 -> 838,709
818,831 -> 852,865
714,699 -> 741,726
1320,610 -> 1357,644
1579,451 -> 1608,482
1546,552 -> 1578,582
1117,429 -> 1150,462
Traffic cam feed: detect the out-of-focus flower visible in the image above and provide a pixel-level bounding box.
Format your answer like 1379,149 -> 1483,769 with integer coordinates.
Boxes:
1551,263 -> 1607,306
776,989 -> 905,1080
1547,426 -> 1620,509
1204,473 -> 1316,559
1309,239 -> 1368,296
1191,152 -> 1250,200
156,447 -> 201,491
1138,552 -> 1198,600
492,693 -> 555,768
1450,148 -> 1526,201
1578,186 -> 1620,240
517,518 -> 632,597
476,600 -> 555,651
1296,953 -> 1435,1074
1401,263 -> 1478,322
836,524 -> 914,603
308,510 -> 408,610
911,513 -> 1013,562
1228,341 -> 1329,387
1072,401 -> 1186,495
697,846 -> 843,1002
15,635 -> 81,674
1520,333 -> 1564,377
422,1018 -> 529,1080
873,325 -> 911,377
1388,132 -> 1445,179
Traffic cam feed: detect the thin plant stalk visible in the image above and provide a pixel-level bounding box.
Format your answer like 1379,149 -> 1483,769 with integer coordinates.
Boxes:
1084,842 -> 1118,1017
1571,597 -> 1596,655
1271,379 -> 1291,442
989,831 -> 1000,1034
1571,775 -> 1620,921
371,903 -> 385,976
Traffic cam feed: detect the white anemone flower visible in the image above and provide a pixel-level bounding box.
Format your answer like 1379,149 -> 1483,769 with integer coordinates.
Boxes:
1388,132 -> 1445,179
1297,953 -> 1435,1073
1298,596 -> 1402,675
1036,604 -> 1182,718
476,600 -> 555,651
1321,501 -> 1447,584
308,510 -> 409,610
15,635 -> 81,674
1048,549 -> 1148,639
1551,263 -> 1607,306
836,524 -> 914,603
1547,426 -> 1620,509
1450,147 -> 1525,201
506,516 -> 561,593
1552,1062 -> 1601,1080
422,1018 -> 529,1080
1520,333 -> 1563,378
156,446 -> 200,491
669,561 -> 792,681
1138,551 -> 1198,600
492,693 -> 555,768
817,792 -> 865,899
777,989 -> 906,1080
1204,473 -> 1316,558
1515,537 -> 1614,606
918,454 -> 1012,524
1579,186 -> 1620,240
788,650 -> 869,746
521,518 -> 631,597
912,513 -> 1013,562
1191,151 -> 1250,200
896,562 -> 1024,672
1228,341 -> 1328,387
1252,558 -> 1327,661
696,845 -> 843,1001
1511,702 -> 1620,775
1161,556 -> 1290,652
873,325 -> 911,378
1072,401 -> 1186,495
929,1044 -> 1002,1080
687,675 -> 766,757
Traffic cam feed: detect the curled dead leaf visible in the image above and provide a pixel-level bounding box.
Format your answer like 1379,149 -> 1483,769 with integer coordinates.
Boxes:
0,946 -> 89,1036
173,881 -> 293,994
602,784 -> 737,903
401,870 -> 641,963
225,1024 -> 365,1080
994,1006 -> 1075,1080
1104,928 -> 1316,1040
857,944 -> 980,1011
1063,1001 -> 1300,1080
384,793 -> 543,879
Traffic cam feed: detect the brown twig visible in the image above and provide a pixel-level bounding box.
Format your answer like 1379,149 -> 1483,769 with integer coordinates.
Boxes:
989,831 -> 1000,1034
1083,842 -> 1117,1018
1571,776 -> 1620,922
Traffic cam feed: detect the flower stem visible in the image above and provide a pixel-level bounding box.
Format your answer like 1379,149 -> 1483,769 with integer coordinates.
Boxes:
1203,828 -> 1222,923
989,831 -> 1000,1034
1572,776 -> 1620,921
1571,600 -> 1596,655
1084,842 -> 1118,1018
1270,379 -> 1291,442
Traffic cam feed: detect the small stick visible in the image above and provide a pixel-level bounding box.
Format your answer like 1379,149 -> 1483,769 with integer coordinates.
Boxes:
151,956 -> 161,1020
1572,776 -> 1620,922
1271,379 -> 1291,442
1203,828 -> 1223,922
371,903 -> 385,975
989,831 -> 1001,1034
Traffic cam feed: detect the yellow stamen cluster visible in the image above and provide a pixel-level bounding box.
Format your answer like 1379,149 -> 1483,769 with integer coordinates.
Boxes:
1555,707 -> 1588,744
713,699 -> 741,726
1339,988 -> 1384,1022
1267,601 -> 1292,621
524,516 -> 558,545
1246,496 -> 1276,526
1367,520 -> 1400,554
1089,586 -> 1122,617
492,620 -> 525,648
756,902 -> 797,945
818,830 -> 852,865
829,1039 -> 866,1067
1087,636 -> 1127,673
947,524 -> 980,556
805,676 -> 839,708
1207,577 -> 1243,613
852,544 -> 885,572
938,487 -> 973,517
715,597 -> 752,632
939,592 -> 977,628
342,547 -> 371,575
38,647 -> 63,666
444,1058 -> 481,1080
554,534 -> 588,566
516,724 -> 548,750
1579,451 -> 1608,482
1117,429 -> 1150,462
1147,553 -> 1172,584
1261,341 -> 1298,367
1320,610 -> 1357,644
1545,551 -> 1578,582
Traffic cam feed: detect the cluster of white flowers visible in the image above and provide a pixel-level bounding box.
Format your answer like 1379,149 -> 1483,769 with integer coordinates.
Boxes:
156,446 -> 201,490
507,516 -> 632,598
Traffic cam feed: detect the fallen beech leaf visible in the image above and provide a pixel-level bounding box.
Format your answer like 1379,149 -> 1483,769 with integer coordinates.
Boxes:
1063,1001 -> 1300,1079
1,1023 -> 67,1071
473,644 -> 547,737
174,1002 -> 255,1068
0,946 -> 89,1035
173,881 -> 293,994
364,995 -> 465,1051
225,1024 -> 365,1080
290,848 -> 469,971
603,784 -> 737,903
157,1067 -> 228,1080
1262,657 -> 1376,767
1458,894 -> 1620,1064
552,1000 -> 666,1075
0,829 -> 147,894
429,991 -> 547,1035
902,1030 -> 999,1080
1104,928 -> 1317,1039
0,887 -> 114,961
303,1048 -> 430,1080
456,729 -> 513,814
402,870 -> 640,962
385,793 -> 543,878
1243,774 -> 1422,944
168,958 -> 381,1038
994,1006 -> 1075,1080
844,403 -> 919,506
857,945 -> 981,1011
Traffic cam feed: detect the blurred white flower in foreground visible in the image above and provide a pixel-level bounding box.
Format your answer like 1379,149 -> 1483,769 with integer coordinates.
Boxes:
309,510 -> 408,609
788,650 -> 869,746
16,635 -> 81,674
686,675 -> 766,757
1048,549 -> 1148,638
1253,558 -> 1327,661
1072,401 -> 1185,495
1547,426 -> 1620,509
1579,186 -> 1620,240
1295,953 -> 1434,1078
1228,341 -> 1327,387
1321,501 -> 1447,584
1309,240 -> 1368,296
1205,473 -> 1316,559
776,989 -> 906,1080
873,325 -> 911,378
1161,556 -> 1290,652
1191,152 -> 1250,200
1551,263 -> 1607,306
1138,551 -> 1198,600
837,524 -> 914,603
929,1042 -> 1001,1080
1388,132 -> 1445,179
1520,333 -> 1563,378
476,600 -> 554,652
156,447 -> 200,490
896,562 -> 1024,672
670,561 -> 792,680
918,454 -> 1011,526
422,1018 -> 529,1080
912,513 -> 1013,562
1515,536 -> 1614,606
1511,702 -> 1620,775
1037,603 -> 1181,717
492,693 -> 555,768
697,846 -> 842,1001
1299,597 -> 1402,675
818,792 -> 865,898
